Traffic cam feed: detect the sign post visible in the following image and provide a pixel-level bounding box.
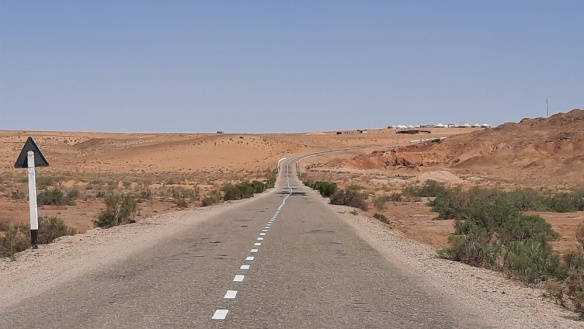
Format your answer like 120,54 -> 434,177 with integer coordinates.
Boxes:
27,151 -> 39,248
14,137 -> 49,249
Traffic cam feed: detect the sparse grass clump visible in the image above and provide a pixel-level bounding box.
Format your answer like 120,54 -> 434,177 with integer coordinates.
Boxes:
176,198 -> 188,208
330,189 -> 369,210
37,188 -> 79,206
403,180 -> 449,198
222,182 -> 255,201
264,170 -> 277,188
11,190 -> 25,200
38,216 -> 77,244
373,195 -> 392,210
303,179 -> 368,210
93,193 -> 137,228
303,180 -> 338,198
0,216 -> 76,258
221,179 -> 272,201
201,190 -> 222,207
373,213 -> 389,224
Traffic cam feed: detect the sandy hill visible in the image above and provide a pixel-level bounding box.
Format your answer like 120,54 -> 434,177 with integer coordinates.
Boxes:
0,128 -> 440,175
334,109 -> 584,185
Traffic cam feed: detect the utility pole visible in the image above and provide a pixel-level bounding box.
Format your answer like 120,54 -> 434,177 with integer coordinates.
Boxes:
546,97 -> 550,117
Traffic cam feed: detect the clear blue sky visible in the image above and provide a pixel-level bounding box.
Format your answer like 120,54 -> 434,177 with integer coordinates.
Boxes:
1,1 -> 582,133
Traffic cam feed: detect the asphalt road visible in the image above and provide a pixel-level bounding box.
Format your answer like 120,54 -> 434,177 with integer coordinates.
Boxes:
0,158 -> 495,328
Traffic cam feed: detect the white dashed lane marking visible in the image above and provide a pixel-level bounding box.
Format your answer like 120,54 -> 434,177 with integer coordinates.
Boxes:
212,310 -> 229,320
212,158 -> 295,321
224,290 -> 237,299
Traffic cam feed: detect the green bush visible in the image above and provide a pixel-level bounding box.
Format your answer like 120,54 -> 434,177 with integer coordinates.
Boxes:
346,184 -> 365,191
36,176 -> 59,190
313,181 -> 338,197
38,216 -> 77,244
438,190 -> 563,283
304,180 -> 338,198
505,239 -> 564,283
373,213 -> 389,223
0,216 -> 76,258
373,192 -> 405,209
442,225 -> 501,269
506,188 -> 549,211
330,189 -> 368,211
37,189 -> 78,206
10,190 -> 25,200
0,223 -> 29,258
499,214 -> 559,245
139,189 -> 152,200
176,197 -> 188,208
373,195 -> 392,210
221,180 -> 272,201
403,180 -> 449,198
0,218 -> 9,232
251,180 -> 267,193
201,196 -> 220,207
264,171 -> 277,188
545,191 -> 584,212
431,186 -> 584,219
94,193 -> 137,228
222,182 -> 254,201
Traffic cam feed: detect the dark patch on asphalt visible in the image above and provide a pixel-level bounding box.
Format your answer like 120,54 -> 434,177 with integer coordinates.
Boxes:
277,190 -> 306,196
303,229 -> 336,234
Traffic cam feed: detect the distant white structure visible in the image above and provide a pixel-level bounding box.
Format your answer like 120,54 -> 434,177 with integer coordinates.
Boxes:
388,122 -> 490,129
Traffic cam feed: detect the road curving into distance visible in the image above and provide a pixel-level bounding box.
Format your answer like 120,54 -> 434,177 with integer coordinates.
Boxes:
1,155 -> 508,328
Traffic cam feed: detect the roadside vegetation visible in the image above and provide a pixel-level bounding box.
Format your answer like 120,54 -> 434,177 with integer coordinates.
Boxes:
425,183 -> 584,314
0,216 -> 77,259
303,177 -> 584,314
94,193 -> 138,228
302,179 -> 368,210
37,188 -> 80,206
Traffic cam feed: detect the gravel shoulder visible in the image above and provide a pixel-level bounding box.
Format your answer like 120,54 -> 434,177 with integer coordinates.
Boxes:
327,200 -> 583,328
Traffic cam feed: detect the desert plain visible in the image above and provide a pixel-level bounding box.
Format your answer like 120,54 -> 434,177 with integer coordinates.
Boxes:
1,109 -> 584,254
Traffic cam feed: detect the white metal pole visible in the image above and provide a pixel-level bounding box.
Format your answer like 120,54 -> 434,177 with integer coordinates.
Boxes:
27,151 -> 39,248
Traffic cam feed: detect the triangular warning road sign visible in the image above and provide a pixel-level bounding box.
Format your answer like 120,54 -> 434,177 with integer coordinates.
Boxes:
14,137 -> 49,168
